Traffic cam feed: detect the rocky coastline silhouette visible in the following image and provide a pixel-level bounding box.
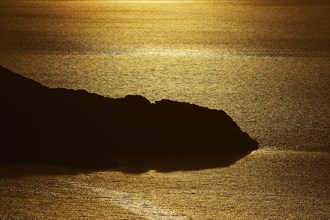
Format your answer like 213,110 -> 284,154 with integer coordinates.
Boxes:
0,66 -> 258,169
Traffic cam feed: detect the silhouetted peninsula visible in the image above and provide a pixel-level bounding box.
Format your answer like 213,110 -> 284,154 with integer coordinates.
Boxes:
0,66 -> 258,168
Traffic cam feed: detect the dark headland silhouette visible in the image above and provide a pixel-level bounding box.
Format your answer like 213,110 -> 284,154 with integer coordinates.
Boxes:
0,65 -> 258,172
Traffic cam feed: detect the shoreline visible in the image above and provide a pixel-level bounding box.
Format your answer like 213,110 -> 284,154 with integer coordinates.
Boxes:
1,149 -> 329,219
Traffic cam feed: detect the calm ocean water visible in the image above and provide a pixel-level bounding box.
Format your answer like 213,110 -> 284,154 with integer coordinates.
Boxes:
0,0 -> 329,219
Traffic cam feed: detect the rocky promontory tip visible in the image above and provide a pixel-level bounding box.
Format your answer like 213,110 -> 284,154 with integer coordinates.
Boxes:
0,65 -> 258,169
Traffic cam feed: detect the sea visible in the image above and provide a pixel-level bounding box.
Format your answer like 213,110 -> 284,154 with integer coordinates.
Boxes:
0,0 -> 329,219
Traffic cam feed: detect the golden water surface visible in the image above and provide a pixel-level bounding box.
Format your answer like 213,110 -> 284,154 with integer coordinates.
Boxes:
0,0 -> 329,219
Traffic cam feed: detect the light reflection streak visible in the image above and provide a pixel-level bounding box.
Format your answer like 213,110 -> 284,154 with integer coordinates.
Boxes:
65,179 -> 190,220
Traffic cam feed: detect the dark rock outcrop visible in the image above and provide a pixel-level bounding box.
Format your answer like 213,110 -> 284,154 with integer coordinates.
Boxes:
0,66 -> 258,168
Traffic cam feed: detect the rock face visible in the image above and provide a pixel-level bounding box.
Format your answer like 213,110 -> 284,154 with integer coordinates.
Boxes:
0,66 -> 258,167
